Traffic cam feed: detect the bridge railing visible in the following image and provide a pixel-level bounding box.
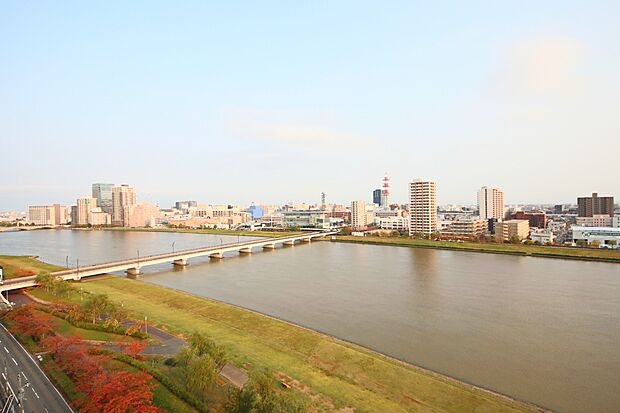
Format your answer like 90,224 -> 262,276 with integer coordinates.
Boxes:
50,231 -> 333,275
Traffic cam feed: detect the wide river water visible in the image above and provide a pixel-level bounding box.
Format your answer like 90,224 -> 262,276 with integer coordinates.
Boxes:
1,229 -> 619,413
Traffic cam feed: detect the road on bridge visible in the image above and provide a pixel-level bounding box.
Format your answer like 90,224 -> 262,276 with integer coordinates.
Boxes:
0,323 -> 73,412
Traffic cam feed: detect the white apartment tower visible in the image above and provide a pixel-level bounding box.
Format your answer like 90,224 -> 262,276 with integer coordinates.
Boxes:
112,184 -> 137,227
351,200 -> 367,230
408,179 -> 437,235
478,186 -> 504,221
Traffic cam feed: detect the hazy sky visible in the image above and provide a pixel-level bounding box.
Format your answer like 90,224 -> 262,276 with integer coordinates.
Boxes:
1,1 -> 618,210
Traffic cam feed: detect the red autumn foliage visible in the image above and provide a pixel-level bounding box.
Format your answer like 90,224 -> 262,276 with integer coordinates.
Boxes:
123,341 -> 147,359
6,305 -> 53,340
76,370 -> 161,413
40,335 -> 160,412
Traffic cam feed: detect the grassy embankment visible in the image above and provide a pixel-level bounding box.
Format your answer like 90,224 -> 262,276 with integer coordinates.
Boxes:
335,235 -> 620,262
0,255 -> 63,279
41,276 -> 544,413
95,227 -> 302,238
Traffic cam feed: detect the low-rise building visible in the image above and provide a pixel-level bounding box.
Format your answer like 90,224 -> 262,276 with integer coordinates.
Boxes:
379,216 -> 409,231
530,229 -> 555,244
89,208 -> 112,226
576,214 -> 613,227
495,220 -> 530,242
510,211 -> 547,229
443,219 -> 488,237
283,210 -> 330,229
572,226 -> 620,248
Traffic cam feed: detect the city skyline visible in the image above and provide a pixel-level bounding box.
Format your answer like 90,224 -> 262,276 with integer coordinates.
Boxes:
1,2 -> 619,209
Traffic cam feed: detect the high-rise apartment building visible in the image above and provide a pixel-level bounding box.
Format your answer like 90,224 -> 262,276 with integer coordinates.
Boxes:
112,184 -> 137,227
76,197 -> 97,226
351,200 -> 367,230
577,193 -> 614,217
92,183 -> 114,214
408,179 -> 437,235
478,186 -> 505,221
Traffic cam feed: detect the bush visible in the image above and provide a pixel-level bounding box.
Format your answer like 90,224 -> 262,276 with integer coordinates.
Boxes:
37,306 -> 148,339
114,353 -> 209,413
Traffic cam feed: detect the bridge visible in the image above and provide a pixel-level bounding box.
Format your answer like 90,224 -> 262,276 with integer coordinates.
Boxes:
0,231 -> 337,297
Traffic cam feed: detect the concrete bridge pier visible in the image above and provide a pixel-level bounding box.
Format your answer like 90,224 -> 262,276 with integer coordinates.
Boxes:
300,237 -> 311,243
173,258 -> 188,267
126,267 -> 141,277
283,240 -> 295,246
263,243 -> 276,250
209,252 -> 224,259
239,247 -> 252,254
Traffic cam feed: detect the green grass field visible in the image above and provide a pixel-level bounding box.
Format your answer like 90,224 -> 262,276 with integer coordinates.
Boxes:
97,227 -> 301,238
69,277 -> 540,413
0,255 -> 64,279
335,235 -> 620,262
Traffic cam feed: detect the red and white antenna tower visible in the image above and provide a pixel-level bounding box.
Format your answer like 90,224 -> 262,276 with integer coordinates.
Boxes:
381,173 -> 390,207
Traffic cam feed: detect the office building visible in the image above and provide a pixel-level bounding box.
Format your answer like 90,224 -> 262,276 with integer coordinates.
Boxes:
112,184 -> 137,227
578,193 -> 614,217
28,204 -> 69,225
92,183 -> 114,214
572,226 -> 620,247
373,189 -> 381,205
478,186 -> 504,221
495,220 -> 530,242
175,200 -> 198,212
510,211 -> 547,229
282,210 -> 330,229
351,200 -> 367,230
409,179 -> 437,235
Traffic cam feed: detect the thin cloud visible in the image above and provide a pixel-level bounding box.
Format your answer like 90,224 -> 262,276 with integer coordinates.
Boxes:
497,36 -> 586,98
220,107 -> 374,149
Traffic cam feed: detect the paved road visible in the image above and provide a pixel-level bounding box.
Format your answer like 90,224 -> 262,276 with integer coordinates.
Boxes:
0,323 -> 73,412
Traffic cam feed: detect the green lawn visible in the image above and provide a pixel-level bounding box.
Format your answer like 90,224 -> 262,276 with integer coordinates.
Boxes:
45,311 -> 136,342
72,277 -> 540,413
335,235 -> 620,262
0,255 -> 64,279
97,227 -> 302,238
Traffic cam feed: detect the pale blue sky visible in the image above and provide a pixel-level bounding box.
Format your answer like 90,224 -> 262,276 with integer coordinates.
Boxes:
1,1 -> 618,210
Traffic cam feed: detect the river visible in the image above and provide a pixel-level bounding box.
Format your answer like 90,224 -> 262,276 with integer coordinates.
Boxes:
1,229 -> 619,413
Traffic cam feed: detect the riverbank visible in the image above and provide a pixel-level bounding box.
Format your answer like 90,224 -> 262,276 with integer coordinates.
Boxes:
333,235 -> 620,263
48,276 -> 545,413
0,255 -> 63,279
82,226 -> 302,238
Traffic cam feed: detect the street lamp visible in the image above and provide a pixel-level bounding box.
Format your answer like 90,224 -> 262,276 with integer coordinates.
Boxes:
137,250 -> 140,266
172,242 -> 175,253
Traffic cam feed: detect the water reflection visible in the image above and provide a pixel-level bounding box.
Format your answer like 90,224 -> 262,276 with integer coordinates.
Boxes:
0,231 -> 619,413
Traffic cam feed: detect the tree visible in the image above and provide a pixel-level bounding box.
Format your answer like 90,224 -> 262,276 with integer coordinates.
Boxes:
6,305 -> 53,341
510,235 -> 522,244
187,355 -> 218,401
226,371 -> 307,413
123,341 -> 147,359
82,294 -> 114,324
591,240 -> 601,248
76,370 -> 159,413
